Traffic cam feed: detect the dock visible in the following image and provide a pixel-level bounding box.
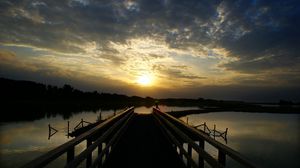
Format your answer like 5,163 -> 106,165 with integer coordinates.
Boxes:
23,107 -> 258,168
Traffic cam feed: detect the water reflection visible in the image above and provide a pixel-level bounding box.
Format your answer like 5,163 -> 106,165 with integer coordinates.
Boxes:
0,106 -> 198,167
0,108 -> 122,168
182,112 -> 300,168
1,108 -> 298,168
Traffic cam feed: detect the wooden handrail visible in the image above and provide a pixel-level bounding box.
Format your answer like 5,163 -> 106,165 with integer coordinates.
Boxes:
65,111 -> 135,167
91,112 -> 135,168
153,107 -> 258,168
153,113 -> 200,168
22,107 -> 134,168
153,111 -> 223,168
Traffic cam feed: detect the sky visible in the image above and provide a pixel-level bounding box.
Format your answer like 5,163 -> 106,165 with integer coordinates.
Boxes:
0,0 -> 299,102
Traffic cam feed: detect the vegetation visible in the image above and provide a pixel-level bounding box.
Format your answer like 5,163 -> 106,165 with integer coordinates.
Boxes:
1,78 -> 299,122
0,78 -> 154,121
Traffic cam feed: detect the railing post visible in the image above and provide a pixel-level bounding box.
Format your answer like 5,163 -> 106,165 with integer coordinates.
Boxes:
67,146 -> 74,164
218,150 -> 226,166
198,140 -> 204,168
105,143 -> 109,158
98,143 -> 103,168
81,119 -> 84,128
48,124 -> 51,140
179,141 -> 184,159
187,144 -> 192,168
213,124 -> 216,138
67,121 -> 70,138
87,139 -> 92,167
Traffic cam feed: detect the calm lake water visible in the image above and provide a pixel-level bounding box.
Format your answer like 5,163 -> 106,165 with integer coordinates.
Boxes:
180,112 -> 300,168
0,106 -> 299,168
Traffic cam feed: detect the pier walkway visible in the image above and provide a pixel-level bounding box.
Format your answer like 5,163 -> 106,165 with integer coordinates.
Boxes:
103,114 -> 185,168
23,107 -> 258,168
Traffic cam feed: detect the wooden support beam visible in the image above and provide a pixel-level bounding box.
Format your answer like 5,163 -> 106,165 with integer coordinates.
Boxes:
87,139 -> 92,167
218,150 -> 226,166
98,143 -> 102,168
179,142 -> 184,159
67,147 -> 74,164
198,140 -> 204,168
67,121 -> 70,138
187,144 -> 192,168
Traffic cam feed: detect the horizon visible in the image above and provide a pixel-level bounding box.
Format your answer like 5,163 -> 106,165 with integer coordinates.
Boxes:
2,77 -> 298,104
1,0 -> 300,102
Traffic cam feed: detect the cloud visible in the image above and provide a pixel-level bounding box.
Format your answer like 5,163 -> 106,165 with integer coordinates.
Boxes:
0,50 -> 16,62
152,64 -> 206,80
0,0 -> 299,100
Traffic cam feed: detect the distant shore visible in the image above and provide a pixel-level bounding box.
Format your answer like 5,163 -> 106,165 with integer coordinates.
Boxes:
167,106 -> 300,118
1,77 -> 299,122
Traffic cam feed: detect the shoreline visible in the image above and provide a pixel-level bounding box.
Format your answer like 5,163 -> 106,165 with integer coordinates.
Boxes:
167,106 -> 300,118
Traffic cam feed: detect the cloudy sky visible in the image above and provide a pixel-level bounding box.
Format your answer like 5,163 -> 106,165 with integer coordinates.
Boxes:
0,0 -> 299,101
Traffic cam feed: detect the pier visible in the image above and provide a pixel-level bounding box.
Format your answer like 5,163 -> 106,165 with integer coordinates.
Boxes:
23,107 -> 258,168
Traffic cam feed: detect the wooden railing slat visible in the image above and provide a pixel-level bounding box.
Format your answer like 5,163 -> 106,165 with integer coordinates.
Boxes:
65,111 -> 134,167
153,108 -> 258,168
154,111 -> 224,168
22,107 -> 134,168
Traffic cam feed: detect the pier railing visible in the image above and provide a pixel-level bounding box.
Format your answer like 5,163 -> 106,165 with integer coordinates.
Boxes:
23,107 -> 135,168
153,107 -> 258,168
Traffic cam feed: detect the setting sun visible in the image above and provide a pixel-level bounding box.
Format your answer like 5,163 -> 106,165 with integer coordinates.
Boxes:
137,75 -> 152,86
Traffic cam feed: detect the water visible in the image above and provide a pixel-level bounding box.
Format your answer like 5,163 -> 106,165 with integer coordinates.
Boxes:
0,106 -> 196,167
0,108 -> 117,167
181,112 -> 300,168
0,107 -> 299,168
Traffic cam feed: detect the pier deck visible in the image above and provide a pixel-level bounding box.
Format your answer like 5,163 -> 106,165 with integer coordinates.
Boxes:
103,114 -> 185,168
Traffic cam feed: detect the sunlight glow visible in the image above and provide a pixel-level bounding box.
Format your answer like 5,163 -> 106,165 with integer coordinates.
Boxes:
137,75 -> 152,86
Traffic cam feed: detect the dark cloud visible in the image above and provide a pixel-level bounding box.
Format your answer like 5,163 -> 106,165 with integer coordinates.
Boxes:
217,0 -> 300,72
0,0 -> 299,101
1,0 -> 299,65
152,64 -> 206,80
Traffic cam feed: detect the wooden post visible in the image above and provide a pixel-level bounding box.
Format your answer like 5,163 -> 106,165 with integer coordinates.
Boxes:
187,144 -> 192,168
98,143 -> 103,168
203,122 -> 206,133
105,143 -> 109,158
67,147 -> 74,163
67,121 -> 70,138
224,128 -> 228,143
179,142 -> 184,159
198,140 -> 204,168
81,119 -> 84,128
218,150 -> 226,166
48,124 -> 51,140
186,117 -> 189,125
213,124 -> 216,138
87,139 -> 92,167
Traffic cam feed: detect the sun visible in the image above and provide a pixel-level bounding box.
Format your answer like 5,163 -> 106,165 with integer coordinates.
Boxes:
137,75 -> 152,86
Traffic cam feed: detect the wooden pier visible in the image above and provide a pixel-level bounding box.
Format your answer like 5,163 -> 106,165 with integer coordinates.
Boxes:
23,107 -> 258,168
